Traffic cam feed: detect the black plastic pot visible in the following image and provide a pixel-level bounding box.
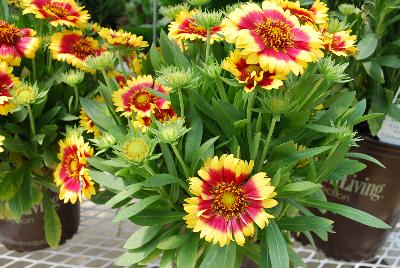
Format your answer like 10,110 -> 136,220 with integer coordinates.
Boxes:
0,192 -> 80,252
315,137 -> 400,261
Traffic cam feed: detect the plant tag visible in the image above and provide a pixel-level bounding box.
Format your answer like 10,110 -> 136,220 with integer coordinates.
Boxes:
377,114 -> 400,146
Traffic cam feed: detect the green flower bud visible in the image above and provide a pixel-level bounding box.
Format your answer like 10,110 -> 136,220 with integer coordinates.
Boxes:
156,66 -> 199,89
193,10 -> 223,29
187,0 -> 210,7
60,69 -> 85,87
65,126 -> 84,137
204,61 -> 222,78
318,57 -> 351,83
12,82 -> 38,105
338,4 -> 357,16
150,117 -> 190,144
114,130 -> 156,164
262,89 -> 292,115
84,51 -> 116,71
90,133 -> 116,151
160,4 -> 189,19
328,18 -> 348,33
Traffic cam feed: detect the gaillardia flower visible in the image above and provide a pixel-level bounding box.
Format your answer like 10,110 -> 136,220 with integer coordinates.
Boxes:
0,62 -> 19,115
114,130 -> 156,163
113,75 -> 171,118
49,31 -> 105,72
0,20 -> 40,66
22,0 -> 90,28
310,0 -> 329,27
79,109 -> 101,137
168,10 -> 223,44
54,134 -> 95,204
324,30 -> 358,57
272,0 -> 315,25
222,2 -> 324,75
98,28 -> 149,51
184,154 -> 278,246
0,135 -> 5,153
222,50 -> 285,92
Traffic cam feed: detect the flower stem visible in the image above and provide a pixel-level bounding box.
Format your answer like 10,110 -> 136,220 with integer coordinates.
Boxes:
246,89 -> 256,145
152,0 -> 158,44
205,29 -> 211,62
297,76 -> 324,111
171,143 -> 190,178
177,88 -> 185,116
32,59 -> 37,82
2,1 -> 9,21
27,104 -> 36,140
216,77 -> 228,101
73,85 -> 79,113
257,114 -> 280,171
117,52 -> 128,78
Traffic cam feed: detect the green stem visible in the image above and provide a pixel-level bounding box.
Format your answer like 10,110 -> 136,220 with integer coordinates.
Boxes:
2,1 -> 9,21
216,77 -> 228,101
246,89 -> 256,146
177,88 -> 184,116
117,52 -> 128,78
171,144 -> 190,178
73,85 -> 79,113
257,115 -> 280,171
27,104 -> 36,139
152,0 -> 158,44
205,28 -> 211,62
32,59 -> 37,82
297,76 -> 324,111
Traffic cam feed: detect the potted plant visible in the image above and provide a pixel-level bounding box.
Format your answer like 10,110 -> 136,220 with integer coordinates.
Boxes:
306,0 -> 400,261
0,0 -> 136,251
65,1 -> 391,267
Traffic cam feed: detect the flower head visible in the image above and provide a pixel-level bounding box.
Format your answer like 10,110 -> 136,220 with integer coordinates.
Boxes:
0,20 -> 40,66
324,30 -> 358,57
193,10 -> 223,30
0,135 -> 5,153
84,51 -> 116,71
49,31 -> 105,72
0,62 -> 19,115
60,69 -> 85,87
22,0 -> 90,28
168,10 -> 223,44
113,75 -> 171,118
79,109 -> 101,138
150,117 -> 189,144
272,0 -> 315,25
98,28 -> 149,52
114,130 -> 156,163
156,66 -> 198,89
12,82 -> 38,105
222,50 -> 285,92
338,4 -> 359,16
261,88 -> 292,114
54,134 -> 95,204
90,133 -> 116,152
310,0 -> 329,27
222,2 -> 324,75
160,4 -> 189,20
184,154 -> 277,246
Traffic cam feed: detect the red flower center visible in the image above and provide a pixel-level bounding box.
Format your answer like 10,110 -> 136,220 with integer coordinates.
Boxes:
43,3 -> 70,18
155,107 -> 176,123
0,21 -> 21,45
72,38 -> 97,59
130,89 -> 155,110
212,182 -> 247,219
64,149 -> 82,179
254,18 -> 294,52
187,20 -> 207,36
0,72 -> 13,97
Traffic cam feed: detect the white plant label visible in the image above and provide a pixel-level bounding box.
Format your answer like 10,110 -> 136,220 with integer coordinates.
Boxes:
377,114 -> 400,146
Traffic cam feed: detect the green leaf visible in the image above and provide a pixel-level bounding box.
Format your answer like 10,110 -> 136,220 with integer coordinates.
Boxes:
346,152 -> 385,168
115,240 -> 158,266
278,182 -> 320,196
190,136 -> 219,173
130,209 -> 185,226
142,174 -> 184,188
158,232 -> 190,250
199,244 -> 236,268
266,221 -> 289,268
185,106 -> 203,163
356,33 -> 378,60
288,247 -> 306,268
113,196 -> 161,223
329,159 -> 366,180
177,234 -> 199,268
305,124 -> 348,134
88,170 -> 127,191
376,55 -> 400,68
43,192 -> 61,248
277,216 -> 333,232
106,184 -> 142,207
124,226 -> 163,249
237,243 -> 260,265
363,61 -> 385,84
298,199 -> 391,229
8,166 -> 33,222
160,250 -> 175,268
0,170 -> 22,201
80,98 -> 116,130
149,43 -> 163,69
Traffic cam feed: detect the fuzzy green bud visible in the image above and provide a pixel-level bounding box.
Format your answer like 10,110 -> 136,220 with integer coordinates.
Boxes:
338,4 -> 357,16
262,90 -> 292,115
318,57 -> 351,83
160,4 -> 189,19
151,117 -> 189,144
193,10 -> 223,29
204,61 -> 222,78
12,82 -> 38,105
84,51 -> 116,71
157,66 -> 198,89
90,133 -> 116,151
328,18 -> 348,33
60,69 -> 85,87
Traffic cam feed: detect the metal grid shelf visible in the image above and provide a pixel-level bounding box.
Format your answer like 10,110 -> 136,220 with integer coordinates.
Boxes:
0,202 -> 399,268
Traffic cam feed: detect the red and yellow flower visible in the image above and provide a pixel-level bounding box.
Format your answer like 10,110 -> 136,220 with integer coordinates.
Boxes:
98,28 -> 149,50
324,30 -> 358,57
0,135 -> 4,153
133,106 -> 177,131
0,20 -> 40,66
222,2 -> 324,75
273,0 -> 315,25
222,50 -> 285,92
22,0 -> 90,28
169,10 -> 223,44
184,154 -> 278,246
49,31 -> 105,72
79,96 -> 104,137
310,0 -> 329,28
0,62 -> 19,115
113,75 -> 171,118
54,134 -> 95,204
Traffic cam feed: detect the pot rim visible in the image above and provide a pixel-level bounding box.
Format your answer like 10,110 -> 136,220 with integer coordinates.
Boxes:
360,135 -> 400,151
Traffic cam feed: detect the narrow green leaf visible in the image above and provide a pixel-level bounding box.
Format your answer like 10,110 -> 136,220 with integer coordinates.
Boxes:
113,196 -> 161,223
142,174 -> 184,188
160,250 -> 175,268
43,192 -> 61,248
305,124 -> 348,133
115,240 -> 158,266
124,226 -> 162,249
190,136 -> 219,173
199,244 -> 236,268
356,33 -> 378,60
279,182 -> 320,193
363,61 -> 385,84
185,106 -> 203,163
106,184 -> 142,207
130,209 -> 185,226
158,232 -> 190,250
88,170 -> 126,191
346,152 -> 385,168
288,246 -> 306,268
298,198 -> 391,229
177,234 -> 199,268
277,216 -> 333,232
266,220 -> 289,268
